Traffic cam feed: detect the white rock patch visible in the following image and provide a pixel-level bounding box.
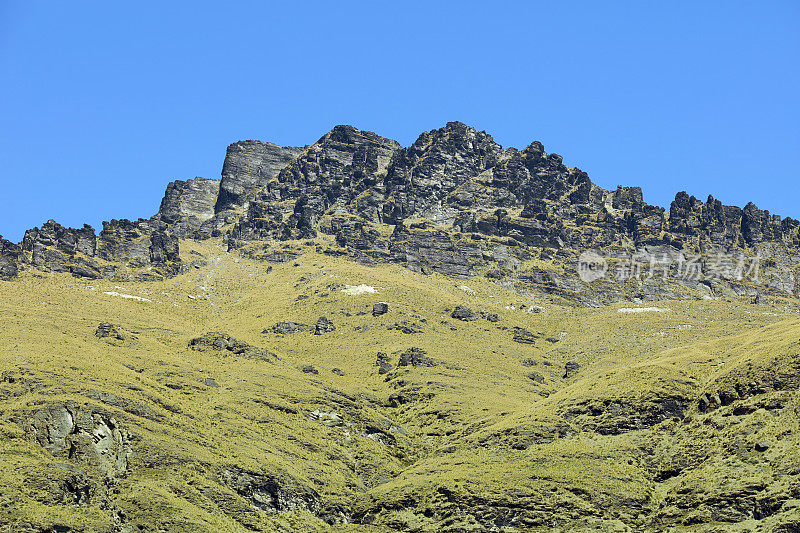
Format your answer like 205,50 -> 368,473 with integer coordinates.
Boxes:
102,291 -> 152,302
618,307 -> 669,314
457,285 -> 476,295
341,284 -> 378,296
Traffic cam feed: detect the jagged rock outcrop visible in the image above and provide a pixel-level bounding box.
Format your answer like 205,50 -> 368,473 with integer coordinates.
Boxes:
215,141 -> 305,213
216,466 -> 321,516
189,332 -> 278,361
227,125 -> 400,246
15,216 -> 184,281
21,220 -> 102,278
154,177 -> 220,237
381,121 -> 505,224
0,236 -> 23,279
25,403 -> 130,477
5,122 -> 799,304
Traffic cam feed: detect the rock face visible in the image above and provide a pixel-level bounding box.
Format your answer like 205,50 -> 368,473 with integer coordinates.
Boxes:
5,122 -> 800,304
17,217 -> 184,281
217,466 -> 320,515
215,141 -> 305,213
226,125 -> 400,246
26,403 -> 130,477
314,317 -> 335,335
381,121 -> 506,224
21,220 -> 102,279
0,236 -> 23,279
154,177 -> 220,236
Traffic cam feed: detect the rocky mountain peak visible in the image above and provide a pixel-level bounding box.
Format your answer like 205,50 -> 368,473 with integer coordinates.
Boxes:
3,122 -> 798,305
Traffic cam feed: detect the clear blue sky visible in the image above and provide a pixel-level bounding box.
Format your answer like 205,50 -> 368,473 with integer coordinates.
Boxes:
1,1 -> 798,242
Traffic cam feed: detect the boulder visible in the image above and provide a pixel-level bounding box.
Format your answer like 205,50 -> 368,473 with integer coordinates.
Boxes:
451,305 -> 477,321
189,332 -> 276,361
397,347 -> 436,367
314,317 -> 335,335
268,322 -> 309,335
95,322 -> 124,340
512,327 -> 538,345
564,361 -> 580,379
26,402 -> 130,477
375,352 -> 392,374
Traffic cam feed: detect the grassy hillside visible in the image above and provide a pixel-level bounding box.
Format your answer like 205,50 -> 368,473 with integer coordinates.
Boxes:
1,237 -> 799,531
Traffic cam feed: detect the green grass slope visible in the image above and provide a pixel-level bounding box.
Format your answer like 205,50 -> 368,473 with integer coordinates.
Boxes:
1,238 -> 799,531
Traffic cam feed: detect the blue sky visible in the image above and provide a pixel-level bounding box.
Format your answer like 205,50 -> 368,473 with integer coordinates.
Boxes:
1,1 -> 798,242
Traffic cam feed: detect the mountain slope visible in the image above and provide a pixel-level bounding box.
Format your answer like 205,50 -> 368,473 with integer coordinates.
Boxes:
1,123 -> 799,531
1,236 -> 799,531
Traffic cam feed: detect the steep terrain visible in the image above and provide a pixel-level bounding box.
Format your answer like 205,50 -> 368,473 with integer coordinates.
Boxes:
1,123 -> 799,531
2,122 -> 797,302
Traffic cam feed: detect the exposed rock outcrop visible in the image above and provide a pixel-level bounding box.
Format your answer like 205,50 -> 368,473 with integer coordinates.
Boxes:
189,332 -> 277,361
25,403 -> 130,477
226,125 -> 400,247
5,122 -> 799,305
154,177 -> 220,236
216,466 -> 321,515
215,141 -> 305,213
0,236 -> 23,279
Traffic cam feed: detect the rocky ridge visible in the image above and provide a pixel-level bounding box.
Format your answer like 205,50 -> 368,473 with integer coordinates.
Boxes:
2,122 -> 798,304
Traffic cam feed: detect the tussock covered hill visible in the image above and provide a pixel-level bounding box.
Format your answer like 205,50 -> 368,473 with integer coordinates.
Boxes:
2,242 -> 800,531
1,123 -> 799,531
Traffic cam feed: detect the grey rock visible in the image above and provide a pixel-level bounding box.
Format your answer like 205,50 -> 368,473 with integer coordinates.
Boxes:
372,302 -> 389,316
451,305 -> 477,321
21,220 -> 99,275
564,361 -> 580,379
215,140 -> 305,213
382,122 -> 504,224
217,465 -> 320,515
314,316 -> 335,335
268,322 -> 309,335
189,332 -> 277,361
387,321 -> 422,334
512,327 -> 538,345
6,121 -> 800,309
319,502 -> 351,525
0,236 -> 22,279
95,322 -> 125,341
300,364 -> 318,374
26,403 -> 130,477
527,371 -> 545,383
69,256 -> 102,279
148,230 -> 179,264
397,347 -> 436,367
23,220 -> 97,258
155,177 -> 220,236
375,352 -> 392,374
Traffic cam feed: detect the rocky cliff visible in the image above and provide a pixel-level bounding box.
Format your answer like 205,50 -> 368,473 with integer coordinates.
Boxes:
2,122 -> 798,304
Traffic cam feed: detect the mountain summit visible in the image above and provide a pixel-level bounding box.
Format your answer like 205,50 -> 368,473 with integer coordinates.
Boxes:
2,123 -> 797,305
